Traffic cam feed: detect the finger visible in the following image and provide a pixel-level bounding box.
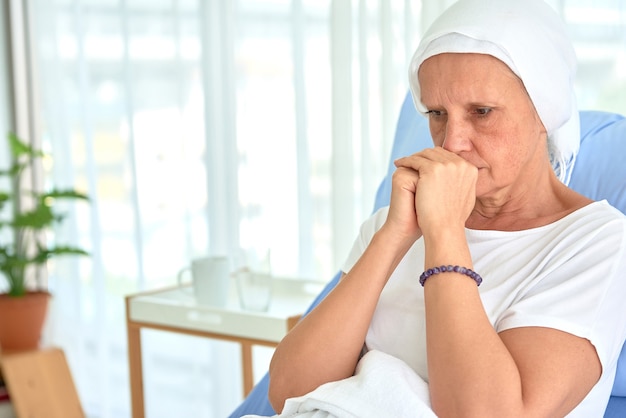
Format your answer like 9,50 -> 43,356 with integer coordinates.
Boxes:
391,167 -> 418,191
394,147 -> 455,168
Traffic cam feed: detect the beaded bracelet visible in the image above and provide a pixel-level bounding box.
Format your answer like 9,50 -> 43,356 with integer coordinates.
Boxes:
419,265 -> 483,287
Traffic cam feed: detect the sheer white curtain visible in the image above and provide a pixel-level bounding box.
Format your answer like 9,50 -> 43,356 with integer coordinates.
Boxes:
16,0 -> 626,417
25,0 -> 425,416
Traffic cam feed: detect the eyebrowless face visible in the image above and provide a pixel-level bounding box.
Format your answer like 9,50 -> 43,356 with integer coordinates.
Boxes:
417,52 -> 548,204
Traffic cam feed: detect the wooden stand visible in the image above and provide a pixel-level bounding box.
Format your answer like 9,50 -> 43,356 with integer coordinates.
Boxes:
0,347 -> 84,418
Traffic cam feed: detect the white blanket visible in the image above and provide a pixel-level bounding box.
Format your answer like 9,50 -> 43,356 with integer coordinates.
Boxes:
243,350 -> 437,418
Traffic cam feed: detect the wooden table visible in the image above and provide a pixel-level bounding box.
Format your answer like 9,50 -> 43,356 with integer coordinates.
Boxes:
125,278 -> 322,418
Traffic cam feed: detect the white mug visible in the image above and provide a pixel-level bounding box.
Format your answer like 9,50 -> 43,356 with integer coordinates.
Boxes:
177,256 -> 230,307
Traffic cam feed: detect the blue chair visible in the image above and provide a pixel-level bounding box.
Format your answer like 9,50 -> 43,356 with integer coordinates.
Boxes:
229,92 -> 626,417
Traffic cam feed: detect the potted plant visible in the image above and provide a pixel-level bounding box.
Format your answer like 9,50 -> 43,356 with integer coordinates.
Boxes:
0,132 -> 89,350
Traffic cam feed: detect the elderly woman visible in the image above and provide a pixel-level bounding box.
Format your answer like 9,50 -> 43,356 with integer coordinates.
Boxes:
266,1 -> 626,417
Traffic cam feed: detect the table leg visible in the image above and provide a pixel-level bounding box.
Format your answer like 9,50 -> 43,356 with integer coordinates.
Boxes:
241,341 -> 254,396
127,322 -> 145,418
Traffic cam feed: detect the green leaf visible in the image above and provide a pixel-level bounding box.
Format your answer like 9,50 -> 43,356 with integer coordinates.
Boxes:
0,162 -> 25,179
12,204 -> 55,229
43,189 -> 90,201
0,252 -> 28,296
6,282 -> 26,297
1,255 -> 29,269
1,132 -> 91,295
0,192 -> 9,211
8,132 -> 46,158
32,246 -> 89,264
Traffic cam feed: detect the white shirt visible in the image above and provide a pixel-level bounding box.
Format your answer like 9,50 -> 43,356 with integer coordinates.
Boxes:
342,200 -> 626,417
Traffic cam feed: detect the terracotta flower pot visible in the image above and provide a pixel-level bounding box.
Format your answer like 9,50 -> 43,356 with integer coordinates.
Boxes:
0,291 -> 50,351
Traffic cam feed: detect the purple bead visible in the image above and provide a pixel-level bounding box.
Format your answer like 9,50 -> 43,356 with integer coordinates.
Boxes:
418,264 -> 482,287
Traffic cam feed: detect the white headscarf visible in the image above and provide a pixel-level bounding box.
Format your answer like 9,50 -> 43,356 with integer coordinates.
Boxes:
408,0 -> 579,184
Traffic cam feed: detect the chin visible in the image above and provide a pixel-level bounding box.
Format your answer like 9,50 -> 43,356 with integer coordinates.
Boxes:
474,181 -> 498,202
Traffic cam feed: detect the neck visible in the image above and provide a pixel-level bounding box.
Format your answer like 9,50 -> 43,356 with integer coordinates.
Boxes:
467,168 -> 589,231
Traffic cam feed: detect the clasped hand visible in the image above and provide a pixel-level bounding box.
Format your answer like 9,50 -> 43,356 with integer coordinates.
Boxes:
386,147 -> 478,242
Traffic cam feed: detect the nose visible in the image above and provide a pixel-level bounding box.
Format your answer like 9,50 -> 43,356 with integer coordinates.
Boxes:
441,116 -> 472,153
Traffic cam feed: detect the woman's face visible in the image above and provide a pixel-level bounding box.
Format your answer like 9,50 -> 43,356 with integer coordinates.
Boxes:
417,53 -> 547,202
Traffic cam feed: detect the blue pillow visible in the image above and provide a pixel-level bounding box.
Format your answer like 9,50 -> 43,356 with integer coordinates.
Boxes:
572,111 -> 626,397
373,92 -> 431,212
571,111 -> 626,213
614,343 -> 626,396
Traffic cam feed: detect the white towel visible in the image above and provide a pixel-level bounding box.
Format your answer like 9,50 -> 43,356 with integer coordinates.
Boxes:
243,350 -> 436,418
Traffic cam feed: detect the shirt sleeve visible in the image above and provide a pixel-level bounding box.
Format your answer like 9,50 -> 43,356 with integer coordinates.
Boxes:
497,213 -> 626,372
341,207 -> 390,275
